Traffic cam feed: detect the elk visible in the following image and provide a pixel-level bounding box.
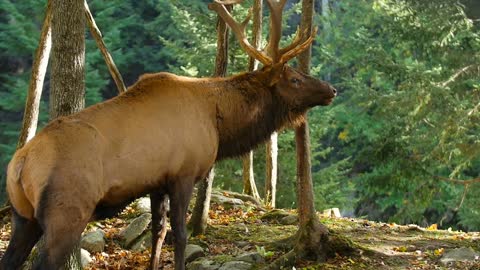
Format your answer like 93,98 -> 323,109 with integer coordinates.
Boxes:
0,1 -> 336,270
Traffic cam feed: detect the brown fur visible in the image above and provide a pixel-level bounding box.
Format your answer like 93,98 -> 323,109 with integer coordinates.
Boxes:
1,65 -> 335,270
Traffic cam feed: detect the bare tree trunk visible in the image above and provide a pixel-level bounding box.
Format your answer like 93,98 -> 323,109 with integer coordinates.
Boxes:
35,0 -> 86,268
242,151 -> 260,200
49,0 -> 86,119
294,0 -> 330,258
321,0 -> 331,82
264,1 -> 341,269
190,170 -> 214,236
1,0 -> 52,235
262,0 -> 278,209
17,2 -> 52,149
242,0 -> 262,202
84,0 -> 126,93
189,6 -> 231,236
265,132 -> 277,208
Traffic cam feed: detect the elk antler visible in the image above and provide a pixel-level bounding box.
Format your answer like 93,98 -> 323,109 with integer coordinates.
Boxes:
210,0 -> 317,66
279,27 -> 317,63
264,0 -> 287,63
209,1 -> 272,65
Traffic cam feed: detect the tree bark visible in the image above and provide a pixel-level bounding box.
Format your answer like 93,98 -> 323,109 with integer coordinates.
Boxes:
49,0 -> 86,119
295,0 -> 330,248
242,151 -> 260,200
265,132 -> 277,208
189,6 -> 231,236
242,0 -> 263,202
190,170 -> 215,236
264,2 -> 358,268
256,0 -> 277,209
17,1 -> 52,149
36,0 -> 86,268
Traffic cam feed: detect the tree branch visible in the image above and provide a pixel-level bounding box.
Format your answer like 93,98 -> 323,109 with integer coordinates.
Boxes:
84,0 -> 127,93
438,65 -> 477,87
17,1 -> 52,149
435,175 -> 480,185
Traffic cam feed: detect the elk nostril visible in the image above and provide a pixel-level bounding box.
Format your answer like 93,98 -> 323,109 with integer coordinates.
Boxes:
331,87 -> 337,95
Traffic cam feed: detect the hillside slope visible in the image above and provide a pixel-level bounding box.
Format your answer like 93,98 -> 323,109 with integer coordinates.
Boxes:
0,190 -> 479,269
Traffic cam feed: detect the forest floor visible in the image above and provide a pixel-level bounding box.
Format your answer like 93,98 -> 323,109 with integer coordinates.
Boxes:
0,191 -> 479,270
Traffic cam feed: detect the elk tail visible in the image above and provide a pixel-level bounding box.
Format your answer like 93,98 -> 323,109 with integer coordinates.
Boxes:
7,156 -> 34,220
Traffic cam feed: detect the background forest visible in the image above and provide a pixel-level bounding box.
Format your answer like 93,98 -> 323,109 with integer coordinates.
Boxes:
1,0 -> 479,231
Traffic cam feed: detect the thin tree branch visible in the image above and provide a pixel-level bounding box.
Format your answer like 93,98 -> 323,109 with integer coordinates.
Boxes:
435,175 -> 480,185
439,184 -> 469,226
17,1 -> 52,149
84,0 -> 127,93
438,65 -> 476,87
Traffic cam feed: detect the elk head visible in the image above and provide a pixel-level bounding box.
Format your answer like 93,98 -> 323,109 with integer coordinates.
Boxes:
209,0 -> 337,109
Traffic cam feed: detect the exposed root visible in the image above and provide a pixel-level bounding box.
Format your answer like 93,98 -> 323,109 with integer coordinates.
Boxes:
265,234 -> 296,252
263,225 -> 359,269
324,230 -> 359,256
263,249 -> 299,270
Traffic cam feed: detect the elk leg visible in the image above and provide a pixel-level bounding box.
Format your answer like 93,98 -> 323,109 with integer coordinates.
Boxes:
0,209 -> 43,270
169,179 -> 194,270
150,191 -> 168,270
32,195 -> 93,270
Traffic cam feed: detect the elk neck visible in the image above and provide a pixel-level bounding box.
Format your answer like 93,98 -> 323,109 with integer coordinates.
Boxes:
210,71 -> 305,160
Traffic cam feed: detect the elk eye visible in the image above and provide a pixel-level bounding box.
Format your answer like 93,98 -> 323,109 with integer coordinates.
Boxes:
291,78 -> 300,84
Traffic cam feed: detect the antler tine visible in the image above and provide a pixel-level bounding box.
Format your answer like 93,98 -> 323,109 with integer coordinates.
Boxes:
279,27 -> 303,55
209,2 -> 272,65
264,0 -> 288,63
241,8 -> 252,29
279,27 -> 318,64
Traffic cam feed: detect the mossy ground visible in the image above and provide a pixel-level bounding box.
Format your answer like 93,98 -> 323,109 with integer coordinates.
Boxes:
0,195 -> 479,269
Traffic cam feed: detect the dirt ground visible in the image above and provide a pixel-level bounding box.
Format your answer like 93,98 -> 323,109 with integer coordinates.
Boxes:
0,199 -> 479,269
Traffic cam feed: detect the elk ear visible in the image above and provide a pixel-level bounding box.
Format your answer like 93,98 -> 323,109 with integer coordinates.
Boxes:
266,63 -> 286,86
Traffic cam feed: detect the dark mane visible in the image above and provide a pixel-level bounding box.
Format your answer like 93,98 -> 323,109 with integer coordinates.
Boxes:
215,71 -> 305,160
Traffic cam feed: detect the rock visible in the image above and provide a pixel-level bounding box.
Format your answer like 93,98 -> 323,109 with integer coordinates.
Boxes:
279,215 -> 298,225
260,209 -> 290,222
234,241 -> 250,248
440,247 -> 480,264
134,197 -> 151,214
211,193 -> 244,209
185,244 -> 205,263
218,261 -> 252,270
80,249 -> 93,267
236,251 -> 265,264
80,229 -> 106,253
323,208 -> 341,218
187,259 -> 221,270
119,213 -> 152,248
130,231 -> 152,251
220,190 -> 262,206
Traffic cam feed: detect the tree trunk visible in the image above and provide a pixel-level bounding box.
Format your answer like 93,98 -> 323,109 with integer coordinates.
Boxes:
49,0 -> 85,119
17,1 -> 52,149
34,0 -> 86,268
264,3 -> 357,269
242,0 -> 263,202
294,0 -> 330,256
190,170 -> 214,236
242,151 -> 260,200
265,132 -> 277,208
189,6 -> 231,236
294,119 -> 329,258
1,0 -> 52,243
